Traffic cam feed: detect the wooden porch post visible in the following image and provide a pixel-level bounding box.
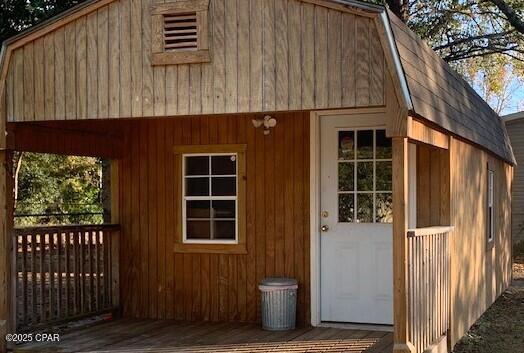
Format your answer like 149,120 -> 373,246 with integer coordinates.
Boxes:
392,137 -> 415,353
0,149 -> 14,353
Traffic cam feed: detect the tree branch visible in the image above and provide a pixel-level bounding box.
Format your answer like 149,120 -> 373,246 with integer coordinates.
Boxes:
485,0 -> 524,34
444,44 -> 524,62
433,30 -> 516,51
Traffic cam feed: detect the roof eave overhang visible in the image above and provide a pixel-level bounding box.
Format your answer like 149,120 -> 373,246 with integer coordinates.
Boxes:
502,112 -> 524,123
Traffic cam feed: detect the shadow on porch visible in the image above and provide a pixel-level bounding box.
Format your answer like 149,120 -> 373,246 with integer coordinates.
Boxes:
14,319 -> 393,353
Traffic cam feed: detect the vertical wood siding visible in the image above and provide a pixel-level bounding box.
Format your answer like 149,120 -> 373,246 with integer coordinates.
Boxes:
416,144 -> 449,228
504,119 -> 524,245
118,112 -> 310,323
449,137 -> 512,346
4,0 -> 385,122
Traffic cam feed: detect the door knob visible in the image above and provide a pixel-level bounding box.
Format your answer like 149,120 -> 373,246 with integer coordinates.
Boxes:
321,225 -> 329,232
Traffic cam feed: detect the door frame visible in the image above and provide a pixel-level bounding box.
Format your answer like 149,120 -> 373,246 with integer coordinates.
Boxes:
309,107 -> 388,326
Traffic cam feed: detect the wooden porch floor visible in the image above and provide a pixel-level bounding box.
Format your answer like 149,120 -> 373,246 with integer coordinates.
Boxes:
14,319 -> 393,353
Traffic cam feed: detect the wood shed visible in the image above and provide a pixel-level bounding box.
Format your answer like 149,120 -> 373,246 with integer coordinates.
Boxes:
0,0 -> 515,352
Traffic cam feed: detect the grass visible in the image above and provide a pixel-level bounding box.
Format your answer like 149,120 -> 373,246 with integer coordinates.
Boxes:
452,244 -> 524,353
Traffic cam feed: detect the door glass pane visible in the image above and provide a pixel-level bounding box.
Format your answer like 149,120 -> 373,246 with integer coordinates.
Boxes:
338,162 -> 354,191
187,200 -> 210,218
187,220 -> 211,239
186,177 -> 209,196
376,193 -> 393,223
335,128 -> 393,224
186,156 -> 209,175
357,130 -> 374,159
357,162 -> 373,191
338,131 -> 355,160
376,161 -> 392,191
211,177 -> 236,196
338,194 -> 354,222
212,155 -> 236,175
376,130 -> 392,159
214,221 -> 236,240
357,193 -> 373,222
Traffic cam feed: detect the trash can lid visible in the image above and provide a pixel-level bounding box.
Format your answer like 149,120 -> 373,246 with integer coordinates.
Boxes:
259,277 -> 298,286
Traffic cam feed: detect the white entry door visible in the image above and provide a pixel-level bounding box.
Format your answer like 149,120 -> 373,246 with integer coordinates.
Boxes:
320,114 -> 393,325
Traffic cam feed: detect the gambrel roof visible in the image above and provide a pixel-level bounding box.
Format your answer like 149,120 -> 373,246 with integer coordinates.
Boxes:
0,0 -> 515,164
387,10 -> 515,165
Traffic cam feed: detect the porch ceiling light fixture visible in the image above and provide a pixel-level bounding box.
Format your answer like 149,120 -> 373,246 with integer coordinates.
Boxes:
252,115 -> 277,135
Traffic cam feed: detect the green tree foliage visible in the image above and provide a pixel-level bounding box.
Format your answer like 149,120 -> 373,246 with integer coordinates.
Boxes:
404,0 -> 524,112
372,0 -> 524,113
0,0 -> 88,44
14,153 -> 103,226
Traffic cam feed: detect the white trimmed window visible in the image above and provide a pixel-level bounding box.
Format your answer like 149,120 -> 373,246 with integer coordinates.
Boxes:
487,169 -> 494,243
173,144 -> 246,254
183,153 -> 238,243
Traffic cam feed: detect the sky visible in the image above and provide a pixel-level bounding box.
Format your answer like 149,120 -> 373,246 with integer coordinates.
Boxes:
503,83 -> 524,115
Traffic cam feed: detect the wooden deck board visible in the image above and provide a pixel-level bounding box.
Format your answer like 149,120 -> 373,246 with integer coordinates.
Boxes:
15,319 -> 393,353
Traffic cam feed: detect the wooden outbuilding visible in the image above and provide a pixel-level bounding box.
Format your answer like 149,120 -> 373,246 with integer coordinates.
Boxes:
0,0 -> 514,352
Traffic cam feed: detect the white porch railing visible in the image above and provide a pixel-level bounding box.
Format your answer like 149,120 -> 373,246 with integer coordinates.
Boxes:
406,226 -> 453,353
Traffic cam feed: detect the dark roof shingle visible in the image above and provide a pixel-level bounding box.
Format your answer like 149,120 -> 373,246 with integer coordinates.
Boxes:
388,10 -> 515,165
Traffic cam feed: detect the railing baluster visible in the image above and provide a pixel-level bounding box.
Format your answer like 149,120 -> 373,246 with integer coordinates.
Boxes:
65,231 -> 70,318
73,230 -> 79,315
39,233 -> 45,323
103,230 -> 109,307
95,230 -> 100,312
49,232 -> 55,321
30,233 -> 36,326
436,234 -> 441,339
88,230 -> 93,313
408,235 -> 414,346
21,234 -> 28,327
80,230 -> 85,314
108,231 -> 113,307
57,231 -> 62,319
430,234 -> 434,344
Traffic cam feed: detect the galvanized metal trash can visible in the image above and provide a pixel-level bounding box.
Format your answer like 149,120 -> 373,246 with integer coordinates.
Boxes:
259,277 -> 298,331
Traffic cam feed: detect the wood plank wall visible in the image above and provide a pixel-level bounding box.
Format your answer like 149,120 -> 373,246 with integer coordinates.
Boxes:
416,143 -> 450,227
503,118 -> 524,245
118,112 -> 311,324
7,122 -> 123,158
449,136 -> 512,346
4,0 -> 385,123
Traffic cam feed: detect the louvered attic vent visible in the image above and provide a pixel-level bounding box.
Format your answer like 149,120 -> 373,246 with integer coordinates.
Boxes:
151,0 -> 210,65
163,12 -> 198,52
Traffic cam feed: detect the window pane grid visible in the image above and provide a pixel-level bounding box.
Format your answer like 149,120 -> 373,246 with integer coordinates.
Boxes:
185,196 -> 237,200
183,154 -> 238,242
185,174 -> 236,178
337,129 -> 392,224
338,158 -> 392,162
338,191 -> 392,194
187,218 -> 235,221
